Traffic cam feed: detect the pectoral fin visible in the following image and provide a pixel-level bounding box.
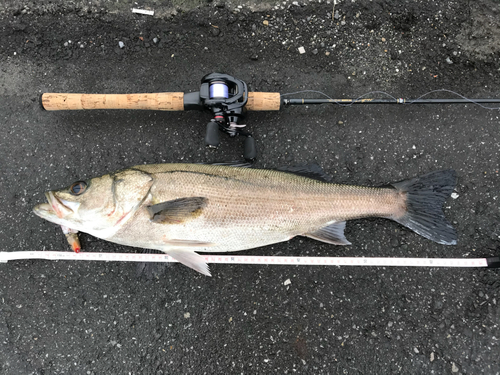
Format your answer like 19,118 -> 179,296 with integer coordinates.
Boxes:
304,221 -> 351,245
147,197 -> 207,224
167,249 -> 211,276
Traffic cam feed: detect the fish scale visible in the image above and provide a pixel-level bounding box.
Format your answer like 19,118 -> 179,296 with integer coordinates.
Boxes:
111,165 -> 402,251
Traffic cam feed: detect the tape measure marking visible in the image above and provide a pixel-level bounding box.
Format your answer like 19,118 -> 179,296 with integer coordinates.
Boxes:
0,251 -> 491,268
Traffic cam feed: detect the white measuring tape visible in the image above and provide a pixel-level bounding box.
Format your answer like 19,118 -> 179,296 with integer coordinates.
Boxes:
0,251 -> 498,268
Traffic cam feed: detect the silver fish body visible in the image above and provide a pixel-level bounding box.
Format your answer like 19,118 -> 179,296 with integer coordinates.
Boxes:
33,163 -> 457,275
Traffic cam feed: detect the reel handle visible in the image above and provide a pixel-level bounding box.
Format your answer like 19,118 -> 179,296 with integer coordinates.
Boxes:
243,136 -> 257,162
204,122 -> 220,148
40,92 -> 281,111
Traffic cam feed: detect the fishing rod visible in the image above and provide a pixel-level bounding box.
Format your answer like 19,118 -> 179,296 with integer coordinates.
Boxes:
40,73 -> 500,161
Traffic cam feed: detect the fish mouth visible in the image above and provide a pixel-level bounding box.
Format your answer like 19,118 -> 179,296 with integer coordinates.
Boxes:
33,202 -> 55,218
44,191 -> 75,218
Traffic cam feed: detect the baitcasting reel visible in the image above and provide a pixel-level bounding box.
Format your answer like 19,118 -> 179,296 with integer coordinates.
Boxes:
184,73 -> 256,161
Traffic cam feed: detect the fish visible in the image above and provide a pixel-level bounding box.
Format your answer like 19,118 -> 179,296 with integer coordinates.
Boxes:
33,163 -> 457,276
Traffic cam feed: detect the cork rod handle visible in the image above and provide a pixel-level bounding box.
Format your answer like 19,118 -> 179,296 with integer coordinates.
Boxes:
246,92 -> 281,111
41,92 -> 281,111
41,93 -> 185,111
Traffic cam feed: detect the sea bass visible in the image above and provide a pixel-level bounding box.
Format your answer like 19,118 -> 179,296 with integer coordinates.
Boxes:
33,163 -> 457,276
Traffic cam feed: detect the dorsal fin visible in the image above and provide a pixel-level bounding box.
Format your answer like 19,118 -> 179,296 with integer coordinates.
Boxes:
200,161 -> 253,168
276,163 -> 332,182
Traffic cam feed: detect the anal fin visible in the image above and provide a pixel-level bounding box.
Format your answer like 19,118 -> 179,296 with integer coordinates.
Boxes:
303,221 -> 351,245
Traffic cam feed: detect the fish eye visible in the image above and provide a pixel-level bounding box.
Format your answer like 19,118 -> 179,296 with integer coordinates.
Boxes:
69,181 -> 87,196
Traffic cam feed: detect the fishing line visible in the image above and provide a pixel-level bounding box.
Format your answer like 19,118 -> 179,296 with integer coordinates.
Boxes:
1,251 -> 498,268
281,89 -> 500,110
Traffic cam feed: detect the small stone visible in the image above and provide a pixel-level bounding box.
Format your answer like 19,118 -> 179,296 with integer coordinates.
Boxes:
325,51 -> 330,56
338,120 -> 344,125
184,312 -> 190,319
414,347 -> 419,354
312,49 -> 318,55
153,37 -> 159,44
451,192 -> 459,199
381,37 -> 386,42
118,41 -> 125,49
284,279 -> 291,286
263,20 -> 269,26
434,300 -> 444,310
446,57 -> 453,64
298,46 -> 306,54
252,24 -> 257,31
451,362 -> 459,372
340,20 -> 346,26
430,352 -> 435,362
334,11 -> 340,20
462,327 -> 473,338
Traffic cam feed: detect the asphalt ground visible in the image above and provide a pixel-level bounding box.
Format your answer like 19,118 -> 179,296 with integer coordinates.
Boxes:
0,1 -> 499,374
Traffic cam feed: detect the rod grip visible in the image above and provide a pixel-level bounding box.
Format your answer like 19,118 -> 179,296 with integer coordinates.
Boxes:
41,91 -> 282,111
245,92 -> 281,111
41,92 -> 185,111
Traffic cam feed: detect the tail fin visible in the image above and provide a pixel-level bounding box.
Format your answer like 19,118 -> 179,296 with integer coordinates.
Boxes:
391,170 -> 457,245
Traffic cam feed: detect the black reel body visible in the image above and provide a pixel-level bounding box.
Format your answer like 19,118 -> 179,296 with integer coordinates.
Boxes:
184,73 -> 256,161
